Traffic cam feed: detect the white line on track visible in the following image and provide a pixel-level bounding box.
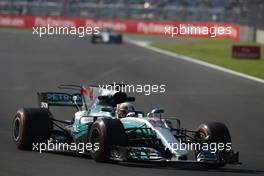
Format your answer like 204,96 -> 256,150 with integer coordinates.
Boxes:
126,39 -> 264,84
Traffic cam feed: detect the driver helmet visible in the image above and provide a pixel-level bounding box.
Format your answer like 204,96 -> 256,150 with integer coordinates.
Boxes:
117,102 -> 135,118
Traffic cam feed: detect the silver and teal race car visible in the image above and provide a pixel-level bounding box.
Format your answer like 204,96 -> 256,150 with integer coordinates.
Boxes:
91,28 -> 123,44
12,84 -> 241,168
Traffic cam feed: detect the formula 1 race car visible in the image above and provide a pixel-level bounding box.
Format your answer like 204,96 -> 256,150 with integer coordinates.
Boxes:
91,28 -> 123,44
12,84 -> 241,168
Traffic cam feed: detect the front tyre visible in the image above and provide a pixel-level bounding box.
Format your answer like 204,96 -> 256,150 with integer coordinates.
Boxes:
13,108 -> 51,150
196,122 -> 232,168
89,118 -> 128,162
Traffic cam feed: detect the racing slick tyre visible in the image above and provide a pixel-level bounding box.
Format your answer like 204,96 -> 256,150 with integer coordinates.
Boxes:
90,35 -> 97,44
89,118 -> 128,162
115,35 -> 123,44
196,122 -> 232,168
12,108 -> 51,150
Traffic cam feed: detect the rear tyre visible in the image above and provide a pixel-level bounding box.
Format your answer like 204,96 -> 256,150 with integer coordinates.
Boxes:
89,118 -> 128,162
196,122 -> 232,168
13,108 -> 51,150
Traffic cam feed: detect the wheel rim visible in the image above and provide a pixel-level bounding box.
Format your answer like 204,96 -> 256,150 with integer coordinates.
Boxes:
13,116 -> 21,141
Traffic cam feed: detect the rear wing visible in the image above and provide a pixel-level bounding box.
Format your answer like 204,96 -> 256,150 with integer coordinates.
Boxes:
37,92 -> 83,108
37,84 -> 136,109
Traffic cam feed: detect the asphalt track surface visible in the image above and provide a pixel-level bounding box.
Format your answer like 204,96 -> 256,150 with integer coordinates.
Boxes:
0,31 -> 264,176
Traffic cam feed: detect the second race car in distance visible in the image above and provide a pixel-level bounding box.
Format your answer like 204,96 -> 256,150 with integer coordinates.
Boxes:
91,28 -> 123,44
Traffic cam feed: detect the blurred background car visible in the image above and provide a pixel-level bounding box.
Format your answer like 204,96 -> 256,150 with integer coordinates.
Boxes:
91,27 -> 123,44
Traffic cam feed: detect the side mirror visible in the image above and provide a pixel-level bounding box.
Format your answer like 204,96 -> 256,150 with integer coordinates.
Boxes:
72,95 -> 81,111
151,108 -> 164,114
72,95 -> 78,103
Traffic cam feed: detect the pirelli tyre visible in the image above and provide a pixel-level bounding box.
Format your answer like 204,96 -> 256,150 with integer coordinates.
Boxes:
89,118 -> 128,162
115,35 -> 123,44
196,122 -> 232,168
90,35 -> 97,43
13,108 -> 51,150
